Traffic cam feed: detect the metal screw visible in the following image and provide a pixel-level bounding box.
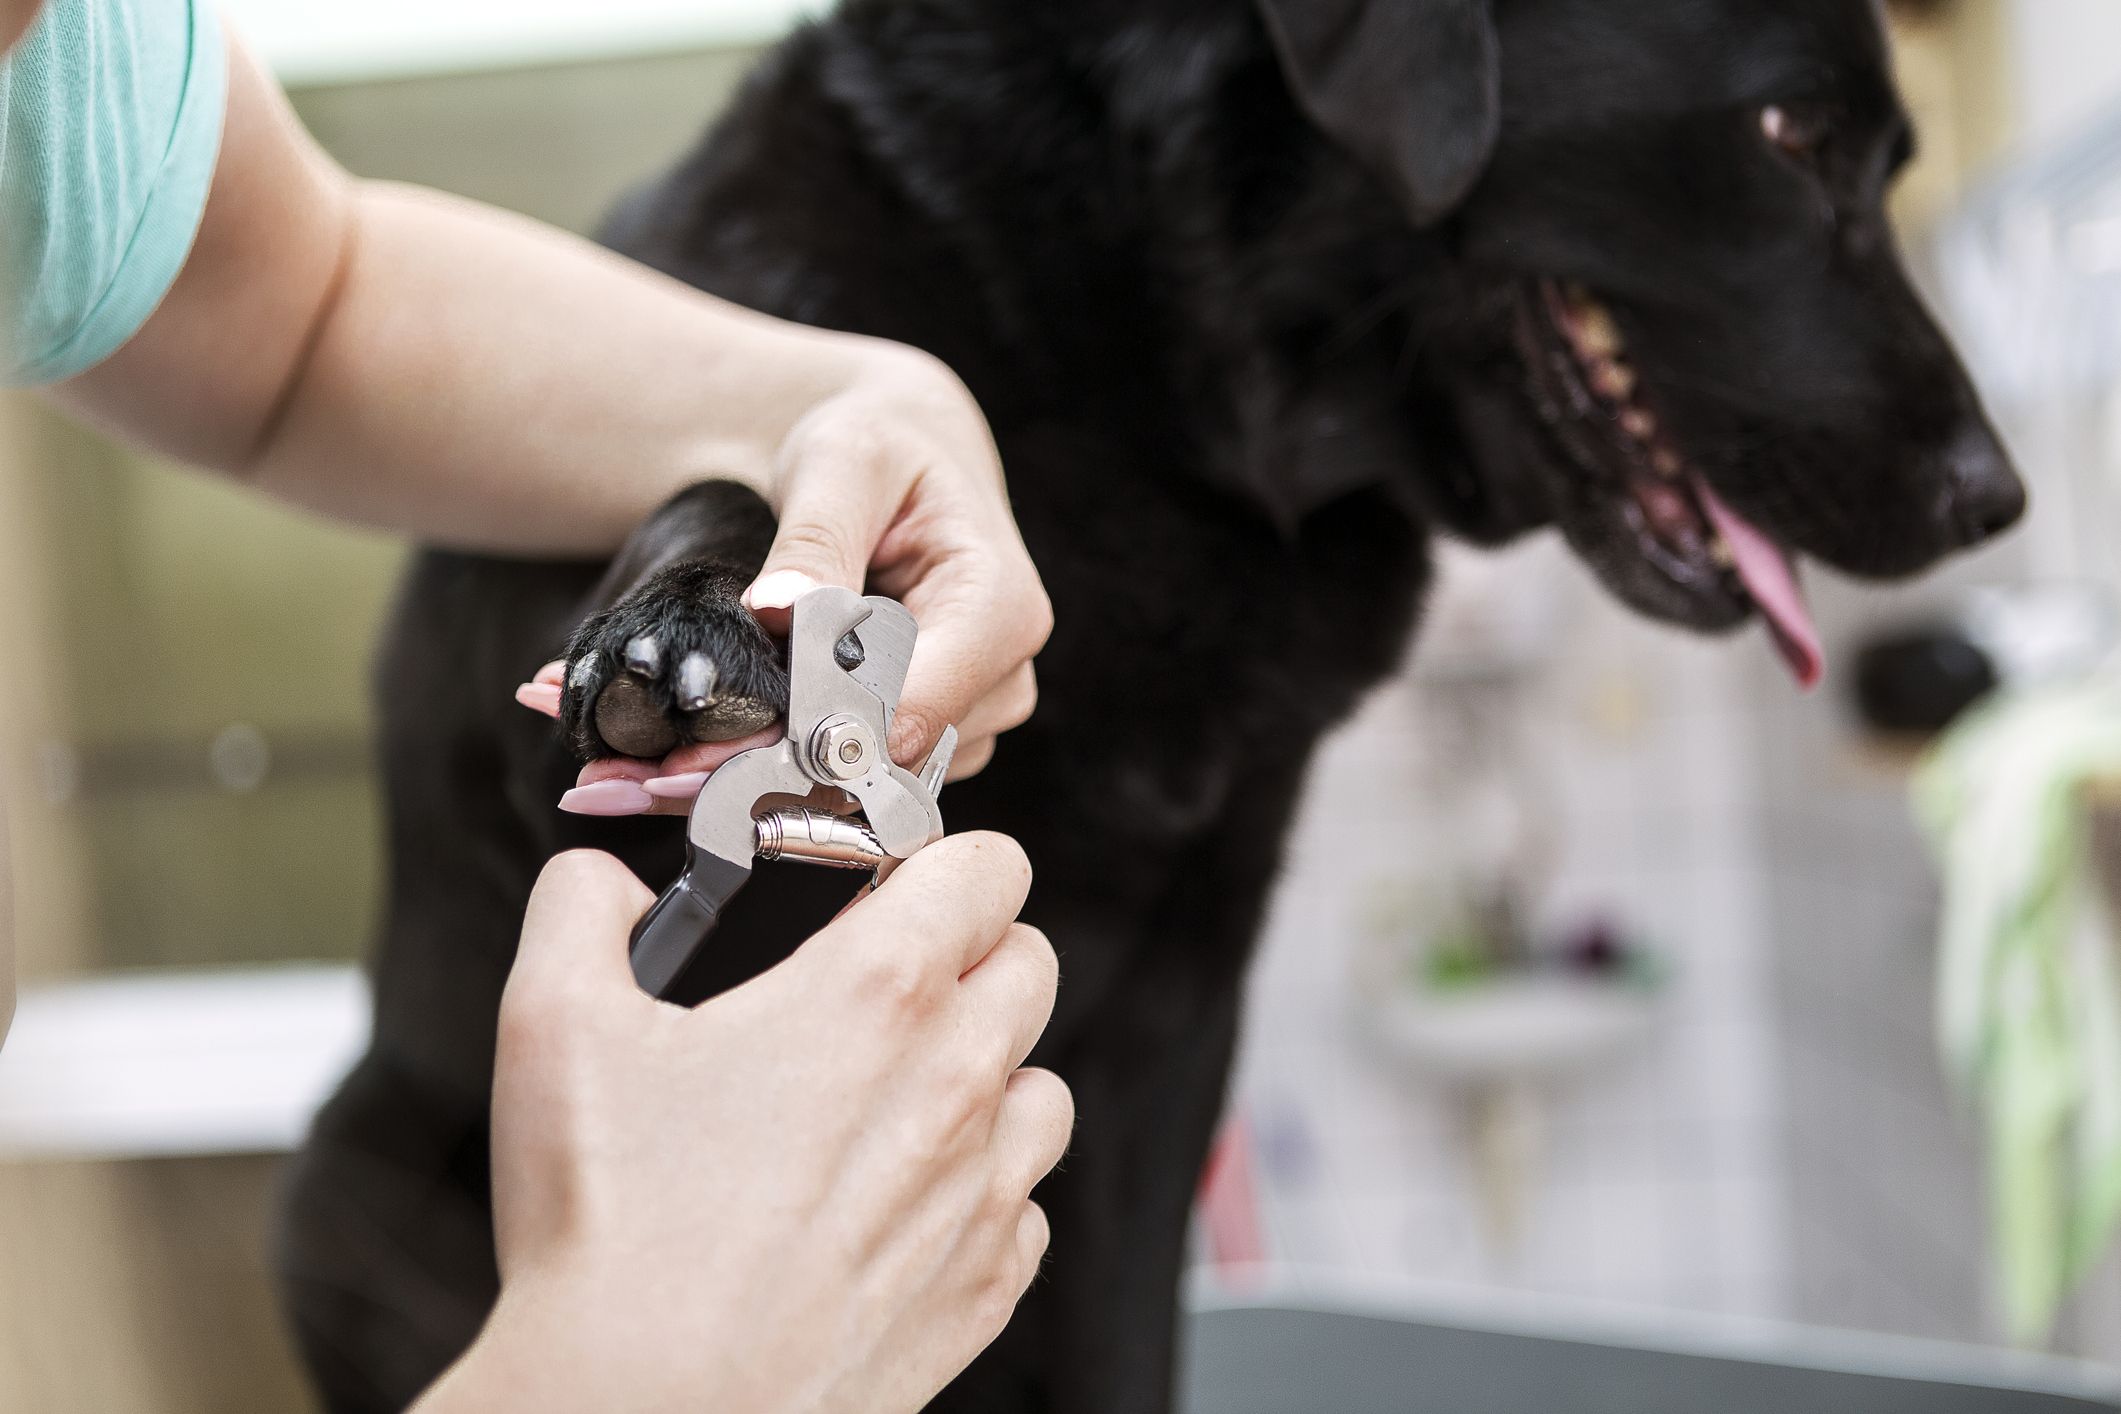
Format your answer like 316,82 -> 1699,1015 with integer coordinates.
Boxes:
810,715 -> 874,781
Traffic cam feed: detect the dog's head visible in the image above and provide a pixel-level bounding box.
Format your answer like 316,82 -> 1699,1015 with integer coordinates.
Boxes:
1260,0 -> 2024,684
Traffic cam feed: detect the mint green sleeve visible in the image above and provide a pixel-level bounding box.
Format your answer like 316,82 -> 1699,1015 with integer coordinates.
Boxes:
0,0 -> 227,386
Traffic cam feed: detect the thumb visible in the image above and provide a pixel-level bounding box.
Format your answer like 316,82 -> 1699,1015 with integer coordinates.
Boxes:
507,850 -> 658,1013
743,456 -> 901,629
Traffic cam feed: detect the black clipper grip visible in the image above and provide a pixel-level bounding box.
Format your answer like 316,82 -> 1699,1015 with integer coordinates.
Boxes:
630,861 -> 733,998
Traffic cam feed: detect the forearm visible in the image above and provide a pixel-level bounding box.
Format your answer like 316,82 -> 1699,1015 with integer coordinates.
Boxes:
237,181 -> 879,553
52,32 -> 896,555
412,1295 -> 672,1414
45,26 -> 1046,766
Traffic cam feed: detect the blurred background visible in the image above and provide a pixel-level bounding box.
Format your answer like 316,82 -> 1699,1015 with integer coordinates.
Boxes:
5,0 -> 2121,1409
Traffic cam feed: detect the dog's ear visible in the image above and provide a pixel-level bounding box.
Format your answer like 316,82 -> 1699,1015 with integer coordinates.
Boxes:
1255,0 -> 1499,225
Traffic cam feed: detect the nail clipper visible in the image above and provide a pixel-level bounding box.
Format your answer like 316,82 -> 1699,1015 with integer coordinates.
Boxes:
628,585 -> 956,997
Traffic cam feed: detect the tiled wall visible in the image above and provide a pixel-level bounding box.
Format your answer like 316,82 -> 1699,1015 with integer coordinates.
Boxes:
1753,614 -> 1994,1344
1210,527 -> 2095,1352
1216,536 -> 1791,1318
1747,326 -> 2121,1354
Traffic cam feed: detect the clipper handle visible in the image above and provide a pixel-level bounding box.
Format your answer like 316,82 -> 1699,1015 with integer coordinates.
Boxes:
629,848 -> 750,998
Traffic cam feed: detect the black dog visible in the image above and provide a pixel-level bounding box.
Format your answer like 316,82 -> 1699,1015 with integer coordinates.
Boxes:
278,1 -> 2023,1409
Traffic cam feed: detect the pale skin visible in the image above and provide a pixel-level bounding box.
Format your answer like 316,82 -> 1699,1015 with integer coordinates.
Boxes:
418,841 -> 1070,1414
7,1 -> 1071,1405
53,27 -> 1051,786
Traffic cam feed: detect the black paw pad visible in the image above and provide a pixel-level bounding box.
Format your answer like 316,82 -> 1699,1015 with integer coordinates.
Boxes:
557,562 -> 790,761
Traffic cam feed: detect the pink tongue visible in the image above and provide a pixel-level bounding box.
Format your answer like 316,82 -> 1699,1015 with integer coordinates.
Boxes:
1691,476 -> 1823,690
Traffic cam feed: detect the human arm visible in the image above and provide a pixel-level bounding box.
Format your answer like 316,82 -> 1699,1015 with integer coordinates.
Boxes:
57,34 -> 956,557
413,837 -> 1071,1414
48,26 -> 1048,767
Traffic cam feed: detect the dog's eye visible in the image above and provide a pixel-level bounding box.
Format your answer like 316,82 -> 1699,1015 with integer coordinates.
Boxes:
1760,103 -> 1829,162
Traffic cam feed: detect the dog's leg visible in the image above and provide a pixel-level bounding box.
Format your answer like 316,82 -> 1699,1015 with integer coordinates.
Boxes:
277,1054 -> 500,1414
555,479 -> 786,762
925,753 -> 1317,1414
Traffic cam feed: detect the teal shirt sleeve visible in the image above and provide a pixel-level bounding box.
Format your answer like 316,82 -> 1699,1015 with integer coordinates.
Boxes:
0,0 -> 227,386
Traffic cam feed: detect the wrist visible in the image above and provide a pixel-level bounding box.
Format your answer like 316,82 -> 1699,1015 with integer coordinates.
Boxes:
673,327 -> 887,506
419,1277 -> 787,1414
409,1299 -> 558,1414
824,341 -> 999,490
844,341 -> 980,429
413,1285 -> 610,1414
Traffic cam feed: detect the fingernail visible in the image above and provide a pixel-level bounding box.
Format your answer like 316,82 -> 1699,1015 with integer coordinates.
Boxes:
746,570 -> 818,611
515,683 -> 562,717
643,771 -> 710,799
558,780 -> 653,816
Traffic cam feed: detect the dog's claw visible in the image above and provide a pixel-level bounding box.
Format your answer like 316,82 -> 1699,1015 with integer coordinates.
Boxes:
676,653 -> 719,712
555,547 -> 790,762
624,635 -> 662,678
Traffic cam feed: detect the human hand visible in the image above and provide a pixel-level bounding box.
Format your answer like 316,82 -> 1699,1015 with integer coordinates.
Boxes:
747,348 -> 1050,779
514,347 -> 1049,816
418,835 -> 1071,1414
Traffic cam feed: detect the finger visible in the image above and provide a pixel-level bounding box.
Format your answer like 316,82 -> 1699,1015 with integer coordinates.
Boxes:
576,757 -> 660,788
886,615 -> 1004,767
640,728 -> 784,782
811,831 -> 1032,980
563,729 -> 785,817
745,445 -> 904,616
956,923 -> 1058,1074
1014,1201 -> 1053,1287
956,663 -> 1038,743
944,733 -> 995,783
993,1067 -> 1074,1195
741,569 -> 818,638
887,575 -> 1050,766
514,661 -> 568,717
507,850 -> 656,1012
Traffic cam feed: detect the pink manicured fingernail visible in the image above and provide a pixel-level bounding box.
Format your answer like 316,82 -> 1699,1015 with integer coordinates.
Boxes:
515,682 -> 562,717
643,772 -> 710,799
746,570 -> 818,611
558,780 -> 653,816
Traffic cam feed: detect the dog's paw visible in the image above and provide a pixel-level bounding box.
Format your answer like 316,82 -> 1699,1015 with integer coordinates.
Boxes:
558,561 -> 788,760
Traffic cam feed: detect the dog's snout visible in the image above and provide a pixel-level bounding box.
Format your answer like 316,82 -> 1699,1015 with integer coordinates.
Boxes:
1937,427 -> 2026,546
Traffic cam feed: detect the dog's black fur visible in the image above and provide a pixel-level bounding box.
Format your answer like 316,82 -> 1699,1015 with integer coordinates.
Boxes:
278,1 -> 2022,1409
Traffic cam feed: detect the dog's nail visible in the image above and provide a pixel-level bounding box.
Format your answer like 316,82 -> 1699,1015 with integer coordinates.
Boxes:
514,682 -> 563,717
558,780 -> 654,816
643,771 -> 710,799
623,635 -> 662,678
676,653 -> 719,711
568,657 -> 599,689
745,570 -> 817,612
